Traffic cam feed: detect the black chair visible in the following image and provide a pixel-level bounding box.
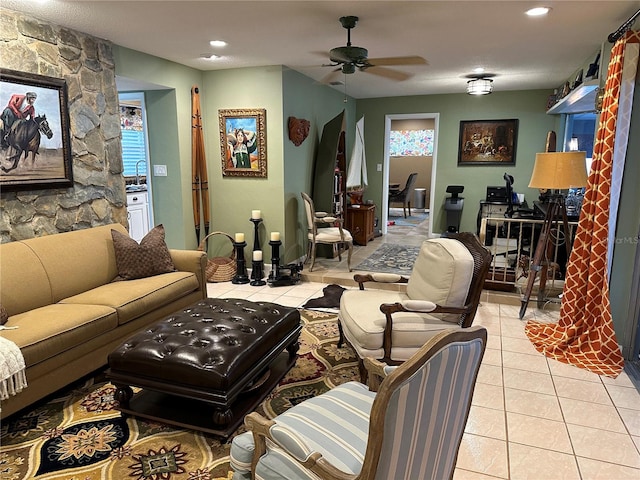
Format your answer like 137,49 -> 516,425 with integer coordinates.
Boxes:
388,172 -> 418,218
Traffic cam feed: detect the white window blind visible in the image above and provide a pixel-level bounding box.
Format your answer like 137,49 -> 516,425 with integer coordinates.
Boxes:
121,129 -> 146,177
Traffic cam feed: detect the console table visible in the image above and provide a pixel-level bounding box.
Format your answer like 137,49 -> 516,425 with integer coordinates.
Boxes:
346,204 -> 375,246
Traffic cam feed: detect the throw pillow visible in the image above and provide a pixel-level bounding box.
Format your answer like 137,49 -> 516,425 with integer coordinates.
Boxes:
0,304 -> 8,325
111,224 -> 176,281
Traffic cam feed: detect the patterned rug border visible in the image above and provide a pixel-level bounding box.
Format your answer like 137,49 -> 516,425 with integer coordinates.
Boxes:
353,243 -> 420,274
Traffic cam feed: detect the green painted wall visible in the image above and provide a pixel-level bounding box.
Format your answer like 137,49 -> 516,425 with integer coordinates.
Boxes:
113,46 -> 203,249
357,90 -> 560,234
282,69 -> 356,263
201,66 -> 285,261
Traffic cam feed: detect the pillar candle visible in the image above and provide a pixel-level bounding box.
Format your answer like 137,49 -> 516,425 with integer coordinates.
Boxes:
253,250 -> 263,261
235,232 -> 245,243
270,232 -> 280,241
251,210 -> 261,220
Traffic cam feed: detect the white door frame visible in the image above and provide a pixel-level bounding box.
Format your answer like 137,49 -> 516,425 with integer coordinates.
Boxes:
381,113 -> 439,236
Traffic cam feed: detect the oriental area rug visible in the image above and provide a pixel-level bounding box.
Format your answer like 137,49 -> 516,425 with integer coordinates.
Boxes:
0,310 -> 358,480
353,243 -> 420,274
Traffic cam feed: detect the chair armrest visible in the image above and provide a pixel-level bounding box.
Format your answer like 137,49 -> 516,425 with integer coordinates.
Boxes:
363,357 -> 395,391
378,301 -> 469,359
169,249 -> 207,298
353,273 -> 409,290
380,301 -> 467,316
245,412 -> 356,480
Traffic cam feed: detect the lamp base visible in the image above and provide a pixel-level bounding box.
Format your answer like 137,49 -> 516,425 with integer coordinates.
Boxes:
347,190 -> 364,205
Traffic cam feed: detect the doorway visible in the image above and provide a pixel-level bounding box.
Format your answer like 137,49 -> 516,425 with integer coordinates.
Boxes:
119,92 -> 154,239
381,113 -> 439,237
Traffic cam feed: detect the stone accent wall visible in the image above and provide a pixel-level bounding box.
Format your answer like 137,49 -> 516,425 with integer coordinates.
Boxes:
0,8 -> 127,243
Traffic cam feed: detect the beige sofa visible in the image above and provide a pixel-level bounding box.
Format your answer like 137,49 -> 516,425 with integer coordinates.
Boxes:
0,223 -> 207,419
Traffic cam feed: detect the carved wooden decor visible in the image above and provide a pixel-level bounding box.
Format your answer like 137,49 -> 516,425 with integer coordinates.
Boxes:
288,116 -> 310,146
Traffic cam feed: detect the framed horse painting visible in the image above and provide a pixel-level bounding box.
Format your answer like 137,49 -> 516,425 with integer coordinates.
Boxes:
0,69 -> 73,190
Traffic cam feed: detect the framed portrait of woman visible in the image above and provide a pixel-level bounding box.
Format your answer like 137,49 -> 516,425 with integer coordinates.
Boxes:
219,108 -> 267,178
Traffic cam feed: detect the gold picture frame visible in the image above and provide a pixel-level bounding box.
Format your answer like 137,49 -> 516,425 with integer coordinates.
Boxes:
458,119 -> 518,166
219,108 -> 267,178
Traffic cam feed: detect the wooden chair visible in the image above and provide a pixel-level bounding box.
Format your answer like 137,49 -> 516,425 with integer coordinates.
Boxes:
301,192 -> 353,272
338,232 -> 491,381
230,326 -> 488,480
388,172 -> 418,218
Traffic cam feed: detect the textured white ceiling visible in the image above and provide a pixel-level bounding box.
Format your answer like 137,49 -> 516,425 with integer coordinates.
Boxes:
3,1 -> 639,98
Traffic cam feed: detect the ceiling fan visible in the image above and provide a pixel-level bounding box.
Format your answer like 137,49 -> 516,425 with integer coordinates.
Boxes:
321,16 -> 427,83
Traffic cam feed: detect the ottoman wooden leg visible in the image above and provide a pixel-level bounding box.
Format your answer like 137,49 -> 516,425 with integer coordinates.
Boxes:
287,340 -> 300,358
114,385 -> 133,409
212,407 -> 233,427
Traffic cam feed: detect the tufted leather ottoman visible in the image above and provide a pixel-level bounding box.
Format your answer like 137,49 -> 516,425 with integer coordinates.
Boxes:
107,298 -> 301,436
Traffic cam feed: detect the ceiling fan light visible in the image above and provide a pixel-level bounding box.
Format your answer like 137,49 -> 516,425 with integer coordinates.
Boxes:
467,78 -> 493,95
342,63 -> 356,75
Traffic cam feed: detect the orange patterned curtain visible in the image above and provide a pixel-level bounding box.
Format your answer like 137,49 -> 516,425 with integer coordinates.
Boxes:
525,31 -> 640,378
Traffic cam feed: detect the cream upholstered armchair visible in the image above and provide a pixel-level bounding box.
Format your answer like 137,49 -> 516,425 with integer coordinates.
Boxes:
338,232 -> 490,379
230,326 -> 487,480
301,192 -> 353,272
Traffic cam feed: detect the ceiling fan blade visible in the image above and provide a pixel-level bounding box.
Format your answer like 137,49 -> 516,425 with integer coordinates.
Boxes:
364,66 -> 413,81
319,68 -> 342,84
366,56 -> 428,67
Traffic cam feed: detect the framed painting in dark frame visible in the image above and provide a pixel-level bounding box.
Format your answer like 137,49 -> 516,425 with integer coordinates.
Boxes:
219,108 -> 267,178
458,119 -> 518,166
0,68 -> 73,191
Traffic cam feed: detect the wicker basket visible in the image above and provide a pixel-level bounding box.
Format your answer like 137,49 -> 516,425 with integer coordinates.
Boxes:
197,231 -> 237,282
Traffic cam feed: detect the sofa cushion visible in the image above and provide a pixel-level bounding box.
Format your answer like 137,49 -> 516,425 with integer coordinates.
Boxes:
111,224 -> 176,280
60,272 -> 199,325
0,241 -> 53,315
0,304 -> 118,367
18,224 -> 126,303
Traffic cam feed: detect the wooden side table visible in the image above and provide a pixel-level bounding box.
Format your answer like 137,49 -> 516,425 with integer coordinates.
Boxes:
346,204 -> 376,246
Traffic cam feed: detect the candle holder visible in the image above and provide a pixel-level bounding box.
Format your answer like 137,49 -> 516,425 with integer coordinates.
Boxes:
268,239 -> 281,283
250,218 -> 263,252
232,240 -> 250,284
250,259 -> 266,286
267,239 -> 302,287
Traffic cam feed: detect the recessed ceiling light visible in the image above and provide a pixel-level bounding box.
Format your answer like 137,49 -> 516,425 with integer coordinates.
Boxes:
526,7 -> 551,16
473,67 -> 485,74
209,40 -> 227,48
200,54 -> 221,60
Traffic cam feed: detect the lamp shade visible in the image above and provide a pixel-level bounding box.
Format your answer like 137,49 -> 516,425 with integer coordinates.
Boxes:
529,151 -> 588,189
466,78 -> 493,95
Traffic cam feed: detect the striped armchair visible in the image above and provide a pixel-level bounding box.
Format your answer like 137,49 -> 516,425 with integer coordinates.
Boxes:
230,326 -> 487,480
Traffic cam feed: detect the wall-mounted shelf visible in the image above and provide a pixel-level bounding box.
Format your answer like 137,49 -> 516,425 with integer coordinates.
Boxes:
546,79 -> 599,115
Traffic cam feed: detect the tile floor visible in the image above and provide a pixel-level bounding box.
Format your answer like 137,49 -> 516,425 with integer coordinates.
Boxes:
208,215 -> 640,479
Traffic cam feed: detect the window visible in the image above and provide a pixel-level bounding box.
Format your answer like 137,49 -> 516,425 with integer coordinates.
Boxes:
119,96 -> 148,179
565,112 -> 596,173
389,129 -> 434,156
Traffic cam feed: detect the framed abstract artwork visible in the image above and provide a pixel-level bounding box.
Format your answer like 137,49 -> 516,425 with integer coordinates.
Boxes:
458,119 -> 518,166
0,69 -> 73,190
219,108 -> 267,178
